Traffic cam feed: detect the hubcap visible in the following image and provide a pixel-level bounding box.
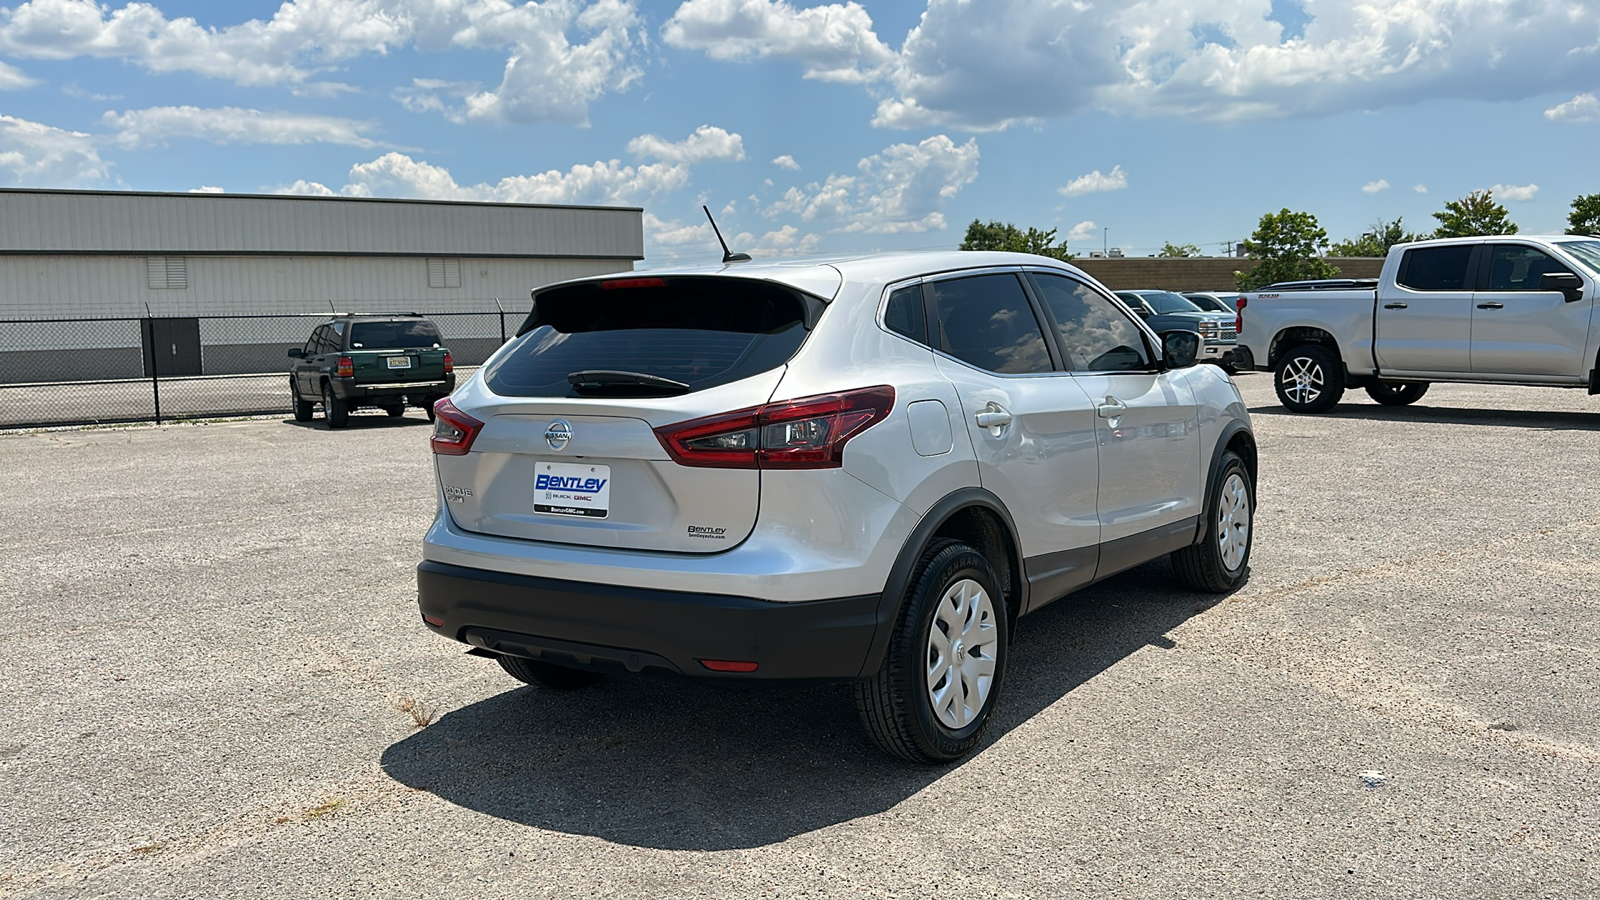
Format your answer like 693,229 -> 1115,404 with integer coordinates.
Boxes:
926,578 -> 1000,730
1217,472 -> 1252,572
1280,356 -> 1323,405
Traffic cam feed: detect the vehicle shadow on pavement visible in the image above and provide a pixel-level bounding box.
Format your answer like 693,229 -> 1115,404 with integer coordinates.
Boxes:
1247,403 -> 1600,431
280,415 -> 434,430
380,559 -> 1222,851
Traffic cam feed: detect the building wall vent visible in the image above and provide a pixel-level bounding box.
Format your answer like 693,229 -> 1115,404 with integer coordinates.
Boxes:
427,258 -> 462,289
146,257 -> 188,290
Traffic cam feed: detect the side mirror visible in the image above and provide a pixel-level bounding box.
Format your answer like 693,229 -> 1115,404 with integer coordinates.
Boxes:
287,347 -> 304,358
1160,330 -> 1201,369
1540,271 -> 1584,302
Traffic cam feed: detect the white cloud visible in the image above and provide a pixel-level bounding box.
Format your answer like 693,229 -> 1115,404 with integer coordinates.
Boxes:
1058,165 -> 1127,197
277,179 -> 338,196
0,59 -> 35,89
289,151 -> 688,207
772,154 -> 800,170
1065,220 -> 1098,245
732,224 -> 823,258
1362,179 -> 1390,194
1545,93 -> 1600,123
1414,184 -> 1428,194
189,186 -> 225,193
1490,183 -> 1539,202
763,134 -> 979,234
662,0 -> 895,83
103,106 -> 385,149
0,113 -> 108,185
628,125 -> 745,164
0,0 -> 645,125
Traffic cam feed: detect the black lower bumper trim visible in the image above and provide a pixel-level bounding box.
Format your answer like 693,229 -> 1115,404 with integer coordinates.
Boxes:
417,560 -> 882,682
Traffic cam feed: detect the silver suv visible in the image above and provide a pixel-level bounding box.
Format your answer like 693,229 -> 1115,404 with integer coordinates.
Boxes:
417,252 -> 1257,763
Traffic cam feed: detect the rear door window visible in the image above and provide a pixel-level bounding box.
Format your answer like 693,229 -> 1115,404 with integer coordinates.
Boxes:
1398,245 -> 1475,290
925,273 -> 1055,375
484,277 -> 815,397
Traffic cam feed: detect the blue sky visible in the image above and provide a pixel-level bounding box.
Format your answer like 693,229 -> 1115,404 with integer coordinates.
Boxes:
2,0 -> 1598,264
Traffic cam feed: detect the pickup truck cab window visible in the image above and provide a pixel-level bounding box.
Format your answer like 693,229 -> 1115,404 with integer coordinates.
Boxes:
1398,245 -> 1475,291
1037,274 -> 1152,371
1485,245 -> 1573,291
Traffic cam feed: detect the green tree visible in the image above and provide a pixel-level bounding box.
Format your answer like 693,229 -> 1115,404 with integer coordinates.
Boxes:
1157,242 -> 1201,258
1567,193 -> 1600,236
959,219 -> 1073,260
1329,217 -> 1419,257
1431,190 -> 1517,238
1235,208 -> 1339,290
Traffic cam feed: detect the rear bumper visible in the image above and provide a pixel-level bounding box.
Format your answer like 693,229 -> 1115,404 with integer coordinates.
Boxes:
330,376 -> 453,402
417,560 -> 884,683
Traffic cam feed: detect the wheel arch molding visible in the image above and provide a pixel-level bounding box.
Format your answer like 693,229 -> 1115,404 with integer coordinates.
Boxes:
1194,421 -> 1257,547
857,488 -> 1026,679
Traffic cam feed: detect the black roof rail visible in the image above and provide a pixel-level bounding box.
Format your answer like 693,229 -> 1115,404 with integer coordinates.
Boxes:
1256,278 -> 1378,291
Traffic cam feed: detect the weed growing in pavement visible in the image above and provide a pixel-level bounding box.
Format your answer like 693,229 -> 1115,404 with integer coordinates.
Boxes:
305,798 -> 348,818
392,695 -> 435,728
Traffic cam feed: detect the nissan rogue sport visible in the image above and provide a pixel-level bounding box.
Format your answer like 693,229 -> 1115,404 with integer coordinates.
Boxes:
417,252 -> 1257,763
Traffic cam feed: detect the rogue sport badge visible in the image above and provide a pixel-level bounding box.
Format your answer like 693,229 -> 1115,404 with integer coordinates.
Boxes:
544,419 -> 573,451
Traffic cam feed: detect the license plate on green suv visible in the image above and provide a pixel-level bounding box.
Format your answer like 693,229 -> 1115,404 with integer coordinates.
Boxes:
535,463 -> 611,518
386,356 -> 412,369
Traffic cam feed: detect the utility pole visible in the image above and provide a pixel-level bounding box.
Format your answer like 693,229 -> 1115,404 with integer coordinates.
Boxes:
1103,227 -> 1108,256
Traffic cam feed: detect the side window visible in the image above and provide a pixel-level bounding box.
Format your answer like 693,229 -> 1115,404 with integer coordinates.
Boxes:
304,327 -> 324,356
883,284 -> 927,345
1486,245 -> 1571,291
1398,245 -> 1474,291
926,273 -> 1054,375
329,320 -> 347,352
1033,274 -> 1152,372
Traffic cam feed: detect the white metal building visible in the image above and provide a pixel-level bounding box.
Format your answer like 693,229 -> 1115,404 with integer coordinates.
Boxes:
0,188 -> 643,319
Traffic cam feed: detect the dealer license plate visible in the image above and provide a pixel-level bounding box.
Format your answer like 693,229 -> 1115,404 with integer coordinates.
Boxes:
386,356 -> 412,369
535,462 -> 611,518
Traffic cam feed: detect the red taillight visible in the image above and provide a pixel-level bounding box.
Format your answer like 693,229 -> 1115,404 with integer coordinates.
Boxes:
422,614 -> 445,628
601,277 -> 666,290
443,352 -> 454,374
336,356 -> 353,377
1236,295 -> 1246,333
654,386 -> 895,470
700,659 -> 758,673
430,398 -> 484,456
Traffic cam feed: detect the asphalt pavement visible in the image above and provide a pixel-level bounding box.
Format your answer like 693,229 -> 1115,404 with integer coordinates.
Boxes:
1,375 -> 1597,898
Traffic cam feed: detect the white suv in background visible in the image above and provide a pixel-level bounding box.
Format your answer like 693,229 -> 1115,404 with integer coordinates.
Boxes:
418,252 -> 1257,763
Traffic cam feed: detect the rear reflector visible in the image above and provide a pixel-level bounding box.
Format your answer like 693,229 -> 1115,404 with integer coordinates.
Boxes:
422,614 -> 445,627
601,277 -> 666,290
700,660 -> 758,673
430,398 -> 484,455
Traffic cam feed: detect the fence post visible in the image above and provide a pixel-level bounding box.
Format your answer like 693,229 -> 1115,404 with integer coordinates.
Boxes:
495,298 -> 506,345
143,306 -> 162,425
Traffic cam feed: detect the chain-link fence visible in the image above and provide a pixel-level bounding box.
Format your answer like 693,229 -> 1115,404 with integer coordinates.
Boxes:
1,309 -> 514,429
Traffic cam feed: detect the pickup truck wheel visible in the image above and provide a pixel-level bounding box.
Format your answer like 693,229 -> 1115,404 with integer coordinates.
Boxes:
496,655 -> 603,690
290,383 -> 314,422
855,539 -> 1009,764
383,404 -> 405,418
1171,451 -> 1253,593
1274,344 -> 1344,414
321,383 -> 348,429
1365,381 -> 1429,406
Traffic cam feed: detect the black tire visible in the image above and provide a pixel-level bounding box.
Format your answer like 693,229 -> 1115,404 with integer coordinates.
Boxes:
424,401 -> 438,423
322,383 -> 348,429
1171,451 -> 1254,593
496,655 -> 604,690
1365,381 -> 1429,406
855,539 -> 1010,764
290,383 -> 314,422
383,404 -> 406,418
1273,343 -> 1345,414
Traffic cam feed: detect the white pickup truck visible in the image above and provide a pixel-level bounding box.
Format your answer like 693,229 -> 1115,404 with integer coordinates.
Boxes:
1237,234 -> 1600,413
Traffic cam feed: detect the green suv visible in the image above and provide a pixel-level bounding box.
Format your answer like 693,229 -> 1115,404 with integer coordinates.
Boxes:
288,314 -> 455,428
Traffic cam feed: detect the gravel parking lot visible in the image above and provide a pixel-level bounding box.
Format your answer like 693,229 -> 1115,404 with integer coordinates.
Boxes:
3,375 -> 1597,898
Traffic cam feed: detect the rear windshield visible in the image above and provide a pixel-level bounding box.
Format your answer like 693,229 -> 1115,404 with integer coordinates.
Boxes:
483,277 -> 813,397
348,320 -> 443,350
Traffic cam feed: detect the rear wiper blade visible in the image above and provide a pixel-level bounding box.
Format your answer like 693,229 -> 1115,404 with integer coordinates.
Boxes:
567,370 -> 691,394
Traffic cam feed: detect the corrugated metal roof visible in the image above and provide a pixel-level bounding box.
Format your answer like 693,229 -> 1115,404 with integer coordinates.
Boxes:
0,188 -> 644,259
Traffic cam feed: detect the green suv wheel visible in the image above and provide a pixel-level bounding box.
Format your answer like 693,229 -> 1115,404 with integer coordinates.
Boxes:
322,383 -> 348,429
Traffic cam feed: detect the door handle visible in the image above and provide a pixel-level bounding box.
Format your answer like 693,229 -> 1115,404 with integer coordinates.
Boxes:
974,410 -> 1012,428
1096,397 -> 1128,418
1476,301 -> 1504,310
1383,302 -> 1408,310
